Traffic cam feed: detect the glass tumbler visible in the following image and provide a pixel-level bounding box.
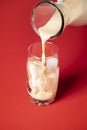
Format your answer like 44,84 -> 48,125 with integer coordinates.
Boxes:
26,42 -> 59,105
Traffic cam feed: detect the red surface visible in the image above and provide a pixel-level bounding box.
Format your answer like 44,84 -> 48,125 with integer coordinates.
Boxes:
0,0 -> 87,130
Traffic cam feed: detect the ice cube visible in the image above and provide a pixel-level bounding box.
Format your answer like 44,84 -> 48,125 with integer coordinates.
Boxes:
28,61 -> 46,78
46,57 -> 58,70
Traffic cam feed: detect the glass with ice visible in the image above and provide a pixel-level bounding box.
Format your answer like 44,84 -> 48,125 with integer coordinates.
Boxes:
27,42 -> 59,105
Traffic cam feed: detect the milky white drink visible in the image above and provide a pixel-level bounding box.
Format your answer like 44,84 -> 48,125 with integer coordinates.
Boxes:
27,57 -> 59,102
27,10 -> 59,104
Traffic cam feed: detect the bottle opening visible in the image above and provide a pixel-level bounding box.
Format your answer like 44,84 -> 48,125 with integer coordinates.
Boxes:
31,1 -> 64,39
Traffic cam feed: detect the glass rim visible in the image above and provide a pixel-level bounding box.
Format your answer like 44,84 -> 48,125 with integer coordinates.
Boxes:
31,1 -> 64,39
28,41 -> 58,58
28,41 -> 58,50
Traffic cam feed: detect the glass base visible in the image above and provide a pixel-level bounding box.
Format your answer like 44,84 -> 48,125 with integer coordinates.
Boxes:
27,81 -> 56,106
26,79 -> 57,106
29,95 -> 55,106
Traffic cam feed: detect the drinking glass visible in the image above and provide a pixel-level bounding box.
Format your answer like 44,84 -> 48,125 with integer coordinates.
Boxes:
26,42 -> 59,105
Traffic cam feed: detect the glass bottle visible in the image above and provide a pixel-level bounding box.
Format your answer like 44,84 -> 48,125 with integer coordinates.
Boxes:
31,0 -> 87,38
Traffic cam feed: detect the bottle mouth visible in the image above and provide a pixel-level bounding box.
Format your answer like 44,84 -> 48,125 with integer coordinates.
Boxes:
31,1 -> 64,39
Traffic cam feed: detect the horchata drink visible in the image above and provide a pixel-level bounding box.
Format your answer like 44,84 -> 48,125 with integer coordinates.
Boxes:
27,42 -> 59,105
27,1 -> 60,105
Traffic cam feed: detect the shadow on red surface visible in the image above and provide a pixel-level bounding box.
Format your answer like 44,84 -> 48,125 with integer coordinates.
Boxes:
56,73 -> 80,100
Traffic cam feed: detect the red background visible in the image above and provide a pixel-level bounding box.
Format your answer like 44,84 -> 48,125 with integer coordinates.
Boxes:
0,0 -> 87,130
